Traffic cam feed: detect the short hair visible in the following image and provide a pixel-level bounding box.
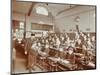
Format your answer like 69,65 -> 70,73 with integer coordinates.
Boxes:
31,33 -> 35,36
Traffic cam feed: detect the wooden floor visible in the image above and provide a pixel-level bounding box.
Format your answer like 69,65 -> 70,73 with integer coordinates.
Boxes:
12,47 -> 43,74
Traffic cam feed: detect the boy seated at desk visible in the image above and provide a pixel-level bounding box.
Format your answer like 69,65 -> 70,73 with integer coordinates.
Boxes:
66,46 -> 76,64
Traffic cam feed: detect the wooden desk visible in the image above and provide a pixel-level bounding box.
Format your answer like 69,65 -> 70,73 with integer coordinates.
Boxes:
82,62 -> 95,69
58,60 -> 73,71
47,57 -> 73,71
47,57 -> 59,71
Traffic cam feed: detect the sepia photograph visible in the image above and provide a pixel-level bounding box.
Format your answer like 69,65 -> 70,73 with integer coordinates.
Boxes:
11,0 -> 96,74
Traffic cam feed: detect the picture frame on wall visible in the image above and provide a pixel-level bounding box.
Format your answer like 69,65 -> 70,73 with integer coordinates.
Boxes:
11,0 -> 96,74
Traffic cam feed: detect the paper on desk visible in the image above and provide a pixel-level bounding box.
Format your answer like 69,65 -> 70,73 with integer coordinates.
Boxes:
59,48 -> 63,52
48,57 -> 60,62
60,59 -> 70,64
88,62 -> 95,67
38,51 -> 47,56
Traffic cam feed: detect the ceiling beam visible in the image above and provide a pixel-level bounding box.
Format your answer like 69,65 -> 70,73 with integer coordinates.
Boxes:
28,2 -> 35,16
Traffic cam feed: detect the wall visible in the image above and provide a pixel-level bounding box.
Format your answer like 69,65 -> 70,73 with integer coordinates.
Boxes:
54,6 -> 96,32
12,6 -> 96,33
12,12 -> 54,32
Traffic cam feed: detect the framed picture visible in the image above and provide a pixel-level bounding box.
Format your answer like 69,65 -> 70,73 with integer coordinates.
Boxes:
11,0 -> 96,74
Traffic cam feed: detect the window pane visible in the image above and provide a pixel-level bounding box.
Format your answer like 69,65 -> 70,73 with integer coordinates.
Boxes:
36,7 -> 48,16
19,22 -> 24,29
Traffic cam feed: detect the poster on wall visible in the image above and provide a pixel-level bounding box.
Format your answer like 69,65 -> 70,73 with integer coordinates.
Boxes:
11,0 -> 96,74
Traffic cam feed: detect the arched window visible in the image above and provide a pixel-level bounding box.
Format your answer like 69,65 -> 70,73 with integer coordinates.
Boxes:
36,6 -> 48,16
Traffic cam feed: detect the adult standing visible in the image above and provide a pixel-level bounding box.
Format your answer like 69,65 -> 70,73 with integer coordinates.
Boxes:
24,33 -> 36,72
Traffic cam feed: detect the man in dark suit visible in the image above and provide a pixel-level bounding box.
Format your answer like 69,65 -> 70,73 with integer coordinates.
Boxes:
24,33 -> 36,72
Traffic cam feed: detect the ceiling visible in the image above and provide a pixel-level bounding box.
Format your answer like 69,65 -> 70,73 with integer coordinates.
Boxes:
12,0 -> 32,14
12,0 -> 77,17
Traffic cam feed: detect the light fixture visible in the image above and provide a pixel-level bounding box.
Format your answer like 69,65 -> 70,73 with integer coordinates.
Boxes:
74,16 -> 80,22
15,29 -> 18,32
